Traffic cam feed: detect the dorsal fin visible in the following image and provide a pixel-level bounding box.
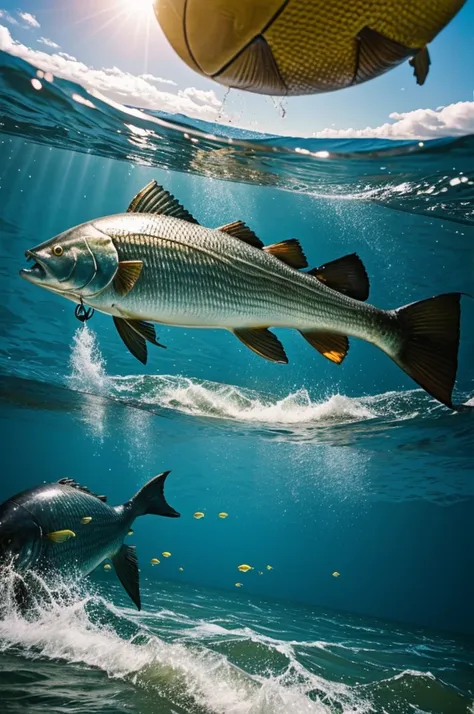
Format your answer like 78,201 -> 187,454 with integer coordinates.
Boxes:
127,181 -> 199,224
57,478 -> 107,502
263,239 -> 308,269
217,221 -> 263,248
308,253 -> 369,301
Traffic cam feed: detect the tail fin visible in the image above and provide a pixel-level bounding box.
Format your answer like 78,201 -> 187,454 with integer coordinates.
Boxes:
393,293 -> 461,408
130,471 -> 180,519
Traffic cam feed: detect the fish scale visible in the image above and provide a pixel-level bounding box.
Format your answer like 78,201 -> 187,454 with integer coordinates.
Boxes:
90,213 -> 388,343
12,484 -> 131,575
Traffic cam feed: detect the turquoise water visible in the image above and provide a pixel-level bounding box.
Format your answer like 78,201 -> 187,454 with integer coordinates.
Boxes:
0,51 -> 473,713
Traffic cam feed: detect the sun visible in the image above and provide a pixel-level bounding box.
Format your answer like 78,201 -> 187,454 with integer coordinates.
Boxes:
124,0 -> 155,19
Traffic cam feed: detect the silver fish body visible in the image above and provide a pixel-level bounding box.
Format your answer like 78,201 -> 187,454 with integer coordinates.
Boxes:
19,181 -> 462,408
87,213 -> 398,352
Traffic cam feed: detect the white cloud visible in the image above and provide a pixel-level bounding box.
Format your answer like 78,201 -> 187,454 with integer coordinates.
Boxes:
314,102 -> 474,140
140,73 -> 177,86
38,36 -> 59,49
0,9 -> 18,25
58,51 -> 76,61
0,24 -> 227,122
179,87 -> 221,107
17,11 -> 39,28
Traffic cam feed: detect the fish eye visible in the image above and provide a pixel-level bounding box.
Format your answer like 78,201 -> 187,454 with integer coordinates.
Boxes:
52,245 -> 64,257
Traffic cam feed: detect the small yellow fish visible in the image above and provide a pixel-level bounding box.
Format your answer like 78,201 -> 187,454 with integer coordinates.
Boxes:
237,564 -> 253,573
193,512 -> 205,519
128,529 -> 134,536
258,571 -> 263,575
162,551 -> 171,558
266,565 -> 273,571
46,529 -> 76,543
80,516 -> 92,525
235,582 -> 243,588
218,512 -> 228,519
151,558 -> 160,565
104,563 -> 112,571
332,571 -> 340,578
178,567 -> 184,572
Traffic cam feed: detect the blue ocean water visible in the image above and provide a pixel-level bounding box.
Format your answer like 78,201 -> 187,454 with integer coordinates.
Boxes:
0,51 -> 473,713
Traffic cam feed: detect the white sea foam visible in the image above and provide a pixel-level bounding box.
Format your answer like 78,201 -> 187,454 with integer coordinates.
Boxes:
67,326 -> 420,428
0,574 -> 371,714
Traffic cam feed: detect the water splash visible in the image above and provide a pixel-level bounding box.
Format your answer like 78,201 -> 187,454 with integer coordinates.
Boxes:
67,326 -> 111,438
68,325 -> 110,393
114,376 -> 379,425
65,328 -> 427,429
0,572 -> 370,714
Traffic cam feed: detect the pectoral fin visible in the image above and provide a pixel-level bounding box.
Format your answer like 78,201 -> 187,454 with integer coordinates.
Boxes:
308,253 -> 369,301
409,47 -> 431,86
46,529 -> 76,543
127,180 -> 199,224
233,328 -> 288,363
264,239 -> 308,269
215,35 -> 287,95
113,260 -> 143,297
355,27 -> 412,84
300,331 -> 349,364
112,545 -> 141,610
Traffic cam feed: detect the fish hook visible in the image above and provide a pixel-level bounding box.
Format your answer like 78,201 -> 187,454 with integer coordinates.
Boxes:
74,298 -> 95,323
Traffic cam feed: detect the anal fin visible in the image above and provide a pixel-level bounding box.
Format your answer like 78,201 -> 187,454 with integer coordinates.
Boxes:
409,47 -> 431,86
233,328 -> 288,363
112,545 -> 141,611
300,331 -> 349,364
308,253 -> 369,301
355,27 -> 412,84
264,239 -> 308,269
217,221 -> 263,248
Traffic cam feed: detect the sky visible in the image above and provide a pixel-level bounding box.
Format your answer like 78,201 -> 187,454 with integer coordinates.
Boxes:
0,0 -> 473,139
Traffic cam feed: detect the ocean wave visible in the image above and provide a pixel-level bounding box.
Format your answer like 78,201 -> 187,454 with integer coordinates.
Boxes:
1,572 -> 470,714
1,50 -> 473,224
0,574 -> 371,714
68,326 -> 424,429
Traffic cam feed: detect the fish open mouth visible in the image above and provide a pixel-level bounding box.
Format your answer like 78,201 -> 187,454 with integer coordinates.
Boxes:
20,250 -> 46,281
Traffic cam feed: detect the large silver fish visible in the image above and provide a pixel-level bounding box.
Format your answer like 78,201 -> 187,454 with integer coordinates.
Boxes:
0,472 -> 179,610
20,181 -> 461,408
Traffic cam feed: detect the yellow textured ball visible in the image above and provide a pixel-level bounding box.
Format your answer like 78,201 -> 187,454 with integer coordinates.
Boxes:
154,0 -> 465,95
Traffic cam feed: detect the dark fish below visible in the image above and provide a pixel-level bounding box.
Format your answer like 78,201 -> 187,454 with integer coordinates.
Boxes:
20,181 -> 463,408
0,472 -> 180,610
